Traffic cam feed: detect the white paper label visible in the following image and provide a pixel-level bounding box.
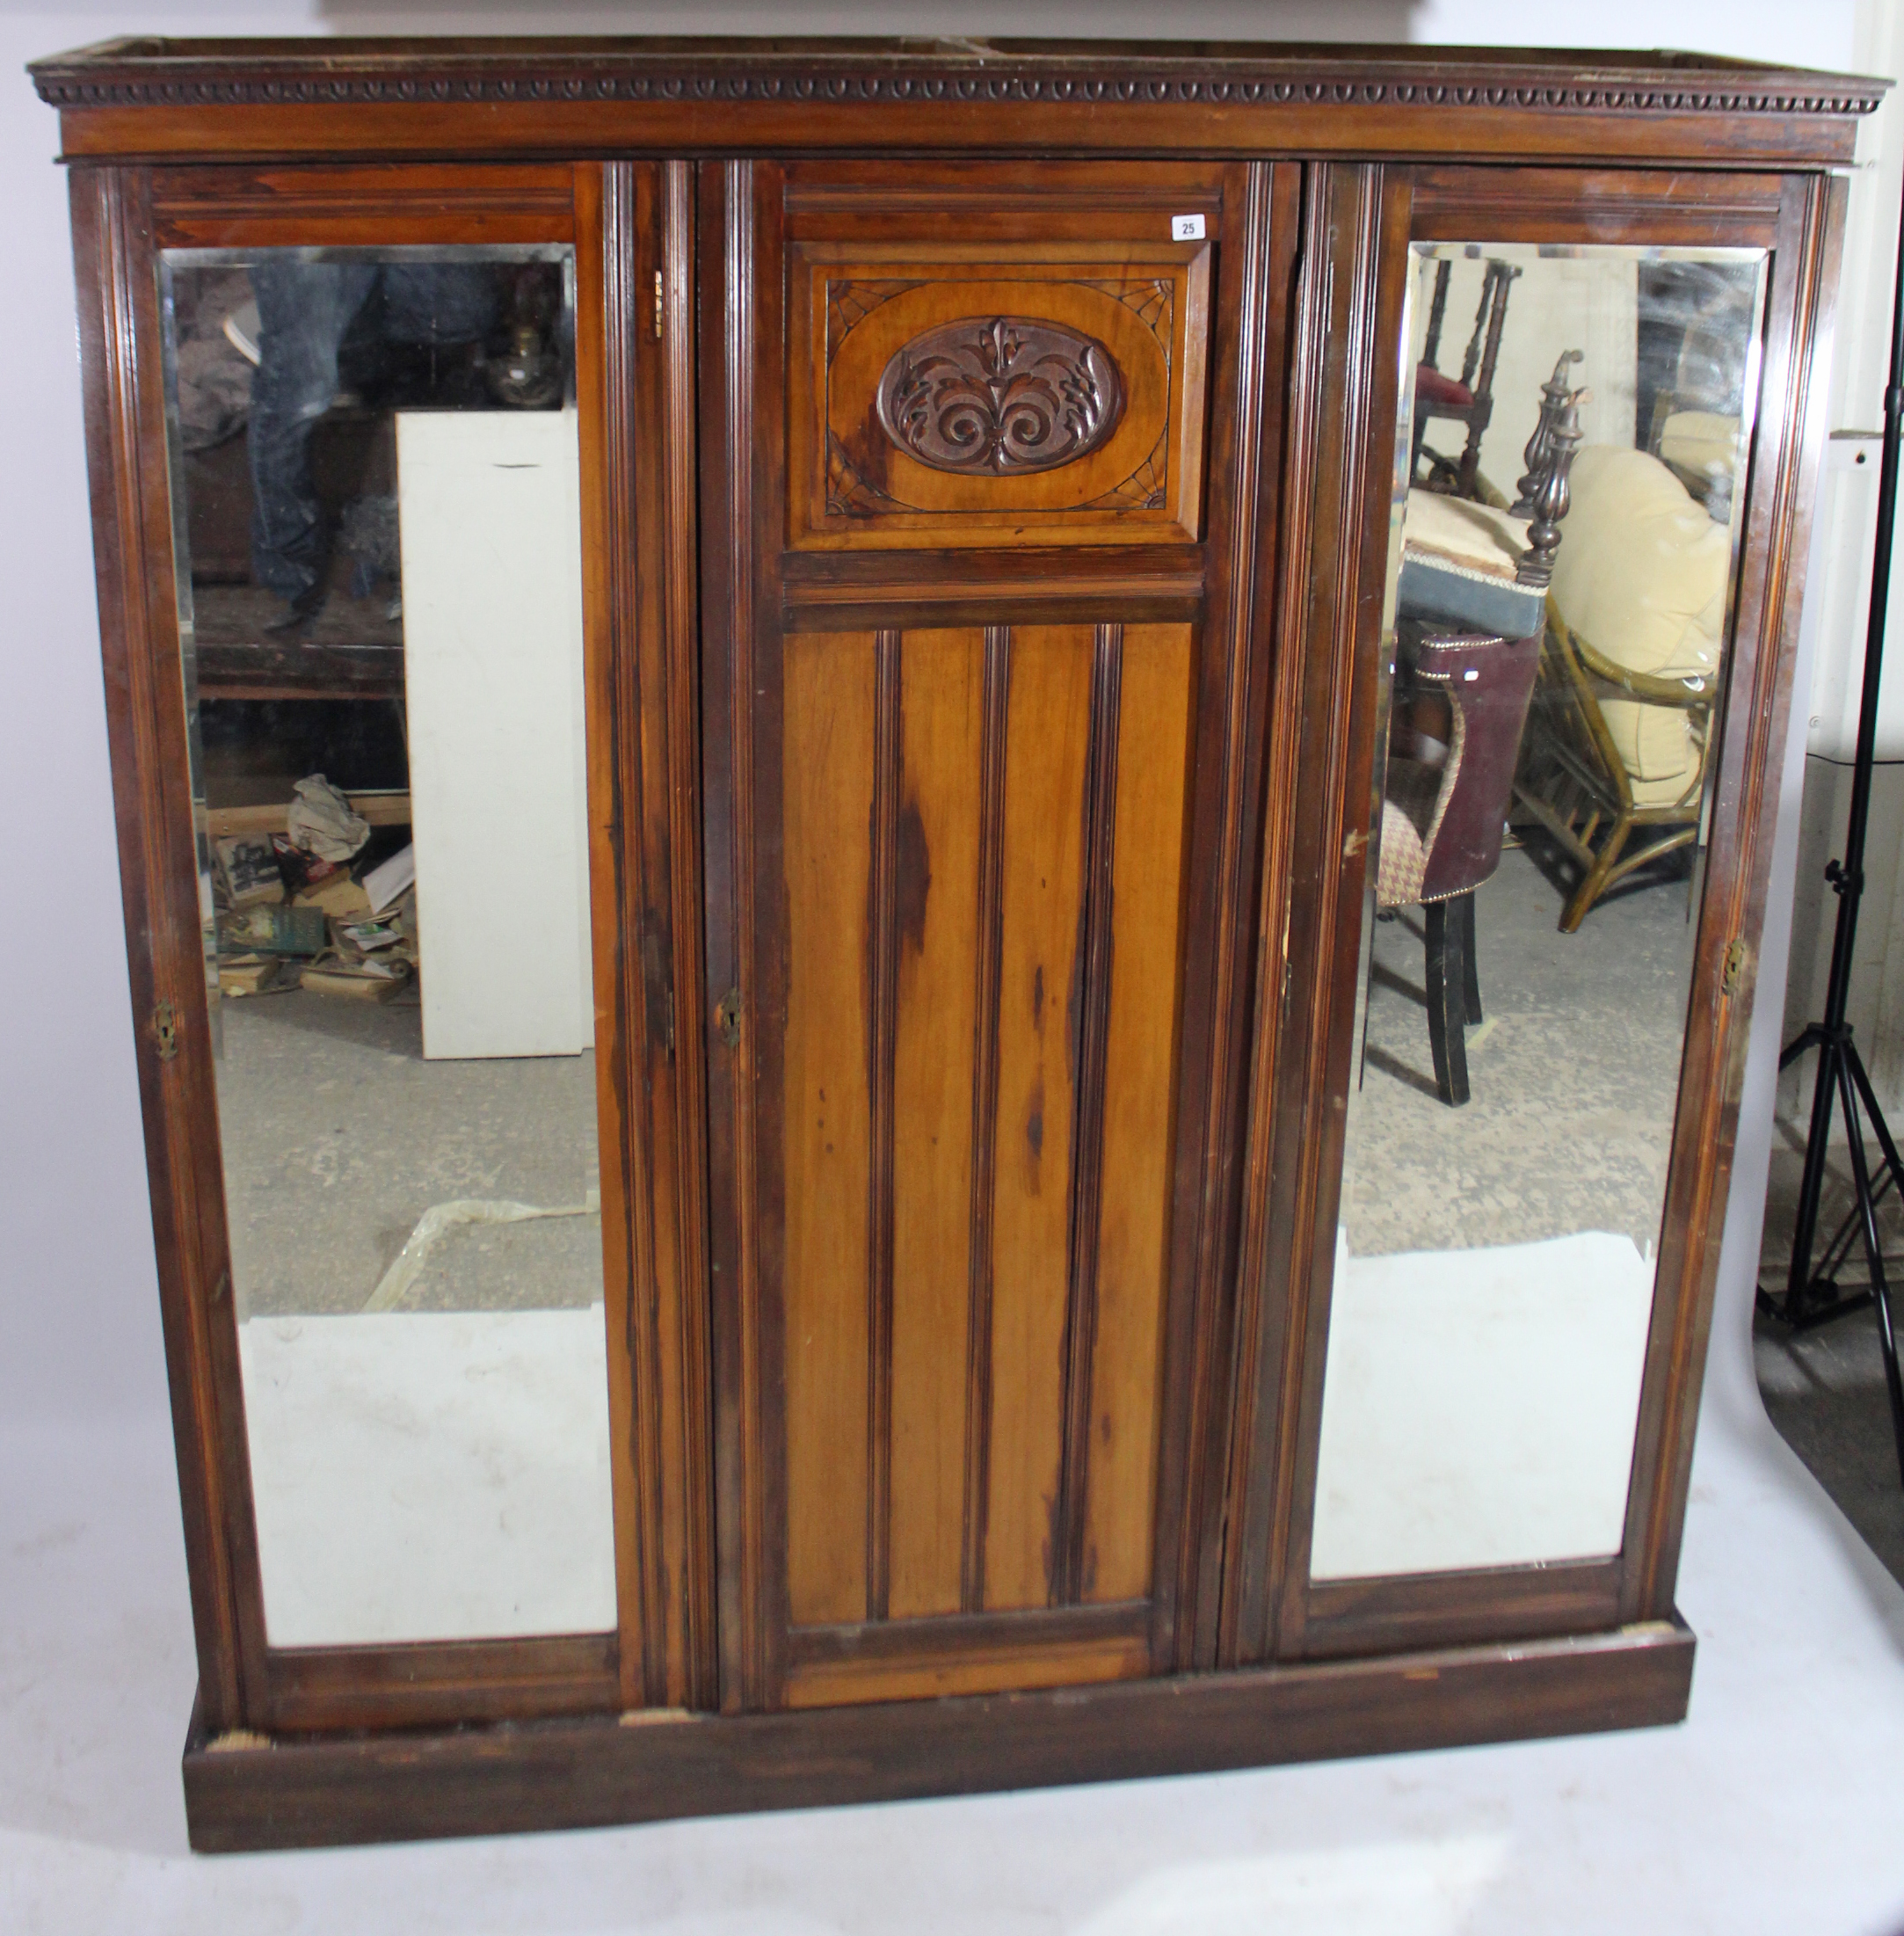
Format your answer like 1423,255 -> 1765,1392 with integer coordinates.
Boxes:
1172,214 -> 1206,241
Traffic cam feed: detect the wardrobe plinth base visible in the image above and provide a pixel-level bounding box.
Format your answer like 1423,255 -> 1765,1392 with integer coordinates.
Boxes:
183,1615 -> 1694,1853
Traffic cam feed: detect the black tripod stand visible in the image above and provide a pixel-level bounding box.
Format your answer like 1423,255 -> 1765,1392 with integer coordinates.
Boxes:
1756,185 -> 1904,1492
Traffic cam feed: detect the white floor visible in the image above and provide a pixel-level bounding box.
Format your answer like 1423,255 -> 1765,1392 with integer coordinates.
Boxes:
4,1304 -> 1902,1936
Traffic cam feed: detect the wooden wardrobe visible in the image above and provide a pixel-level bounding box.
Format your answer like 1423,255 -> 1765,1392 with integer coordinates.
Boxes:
33,34 -> 1876,1850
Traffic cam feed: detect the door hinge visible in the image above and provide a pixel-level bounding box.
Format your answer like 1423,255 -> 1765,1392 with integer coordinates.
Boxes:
1721,937 -> 1749,999
150,1000 -> 180,1062
714,986 -> 743,1050
652,269 -> 664,341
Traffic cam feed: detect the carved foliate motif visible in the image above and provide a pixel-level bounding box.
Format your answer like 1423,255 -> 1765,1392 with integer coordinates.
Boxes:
874,317 -> 1124,476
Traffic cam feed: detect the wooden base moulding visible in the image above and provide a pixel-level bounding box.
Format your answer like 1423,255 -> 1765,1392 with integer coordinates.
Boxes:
183,1617 -> 1695,1852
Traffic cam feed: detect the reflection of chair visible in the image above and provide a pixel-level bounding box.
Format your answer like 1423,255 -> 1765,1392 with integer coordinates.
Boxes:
1412,258 -> 1522,499
1511,445 -> 1733,932
1377,622 -> 1544,1107
1377,360 -> 1583,1105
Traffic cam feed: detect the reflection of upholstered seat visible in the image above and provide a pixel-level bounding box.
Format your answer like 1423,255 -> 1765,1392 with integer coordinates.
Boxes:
1513,444 -> 1732,930
1375,622 -> 1543,1107
1398,490 -> 1551,641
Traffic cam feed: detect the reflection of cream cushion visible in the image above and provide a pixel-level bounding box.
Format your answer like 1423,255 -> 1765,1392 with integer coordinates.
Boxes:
1549,445 -> 1730,797
1658,411 -> 1741,488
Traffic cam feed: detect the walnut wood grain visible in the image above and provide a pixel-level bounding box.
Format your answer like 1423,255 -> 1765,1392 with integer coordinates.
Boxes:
149,160 -> 576,245
1261,164 -> 1412,1670
37,41 -> 1879,168
889,629 -> 985,1621
1621,172 -> 1849,1627
1083,621 -> 1198,1605
1162,160 -> 1292,1676
782,163 -> 1215,551
74,161 -> 252,1736
658,156 -> 720,1715
962,625 -> 1012,1615
1056,623 -> 1124,1605
573,158 -> 649,1714
865,628 -> 902,1624
180,1619 -> 1699,1852
781,630 -> 876,1629
984,624 -> 1094,1612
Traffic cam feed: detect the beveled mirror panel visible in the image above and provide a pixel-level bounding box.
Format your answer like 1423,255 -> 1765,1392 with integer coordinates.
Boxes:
158,244 -> 615,1647
1311,241 -> 1767,1581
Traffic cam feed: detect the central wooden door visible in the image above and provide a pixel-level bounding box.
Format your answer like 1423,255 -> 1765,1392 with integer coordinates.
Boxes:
701,157 -> 1295,1710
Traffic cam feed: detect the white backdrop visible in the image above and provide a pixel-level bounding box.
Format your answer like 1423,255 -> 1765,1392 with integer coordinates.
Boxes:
13,11 -> 1904,1935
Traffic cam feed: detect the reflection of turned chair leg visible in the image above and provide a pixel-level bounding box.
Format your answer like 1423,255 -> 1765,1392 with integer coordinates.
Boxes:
1424,892 -> 1479,1107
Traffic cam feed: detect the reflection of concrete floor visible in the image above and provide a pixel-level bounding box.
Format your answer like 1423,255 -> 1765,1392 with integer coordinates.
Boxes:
215,988 -> 602,1317
1344,841 -> 1697,1259
1755,1132 -> 1904,1588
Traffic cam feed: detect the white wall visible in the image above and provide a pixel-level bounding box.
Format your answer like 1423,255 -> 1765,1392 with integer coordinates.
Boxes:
0,4 -> 1859,1465
1777,3 -> 1904,1125
1409,251 -> 1640,490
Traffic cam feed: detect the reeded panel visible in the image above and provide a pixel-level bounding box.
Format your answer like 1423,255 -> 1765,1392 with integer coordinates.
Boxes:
781,623 -> 1197,1645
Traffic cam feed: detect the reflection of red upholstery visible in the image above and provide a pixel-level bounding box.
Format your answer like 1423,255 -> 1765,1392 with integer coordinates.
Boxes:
1415,361 -> 1475,410
1379,622 -> 1540,913
1375,618 -> 1542,1108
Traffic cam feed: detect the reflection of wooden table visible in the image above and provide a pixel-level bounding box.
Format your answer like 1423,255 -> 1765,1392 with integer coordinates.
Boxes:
192,580 -> 405,702
196,640 -> 405,702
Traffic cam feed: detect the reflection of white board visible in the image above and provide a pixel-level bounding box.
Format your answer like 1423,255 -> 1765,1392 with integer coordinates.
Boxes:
1310,1230 -> 1654,1579
398,410 -> 592,1059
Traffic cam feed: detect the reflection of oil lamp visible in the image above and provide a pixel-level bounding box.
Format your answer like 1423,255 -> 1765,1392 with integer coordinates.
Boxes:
489,324 -> 561,408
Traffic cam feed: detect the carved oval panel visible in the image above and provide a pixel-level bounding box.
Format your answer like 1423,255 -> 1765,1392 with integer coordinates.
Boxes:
874,316 -> 1125,476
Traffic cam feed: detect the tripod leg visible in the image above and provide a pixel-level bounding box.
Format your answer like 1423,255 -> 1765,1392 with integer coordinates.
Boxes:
1835,1061 -> 1904,1490
1784,1033 -> 1844,1313
1779,1020 -> 1827,1073
1846,1042 -> 1904,1202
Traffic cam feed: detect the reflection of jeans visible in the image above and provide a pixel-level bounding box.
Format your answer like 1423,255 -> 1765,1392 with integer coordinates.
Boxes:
248,261 -> 501,608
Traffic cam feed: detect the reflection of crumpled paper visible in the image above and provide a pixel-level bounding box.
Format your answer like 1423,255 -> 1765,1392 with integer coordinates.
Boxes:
175,331 -> 252,451
287,774 -> 370,862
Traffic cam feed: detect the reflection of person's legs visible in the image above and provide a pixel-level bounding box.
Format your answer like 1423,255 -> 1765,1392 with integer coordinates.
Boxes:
377,263 -> 502,351
248,259 -> 376,618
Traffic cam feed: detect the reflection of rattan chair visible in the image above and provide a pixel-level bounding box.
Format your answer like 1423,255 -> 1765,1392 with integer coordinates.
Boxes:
1413,258 -> 1522,500
1511,445 -> 1732,932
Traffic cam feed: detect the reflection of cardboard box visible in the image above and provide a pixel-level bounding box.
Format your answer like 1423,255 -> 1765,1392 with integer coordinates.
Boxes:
294,872 -> 373,920
214,835 -> 283,908
219,956 -> 283,997
300,954 -> 411,1002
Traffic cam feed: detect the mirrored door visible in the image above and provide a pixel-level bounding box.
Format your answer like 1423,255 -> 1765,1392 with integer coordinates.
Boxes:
158,242 -> 617,1649
1311,237 -> 1768,1583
